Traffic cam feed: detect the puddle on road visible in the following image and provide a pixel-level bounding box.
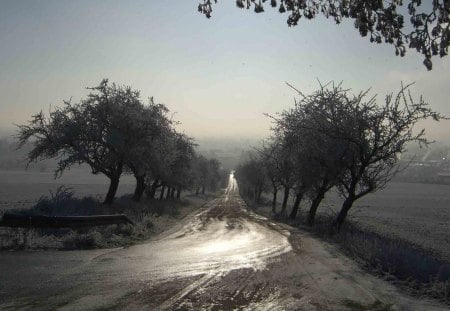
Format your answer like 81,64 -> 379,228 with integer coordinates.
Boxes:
0,174 -> 294,311
122,213 -> 292,284
98,175 -> 293,310
137,176 -> 293,280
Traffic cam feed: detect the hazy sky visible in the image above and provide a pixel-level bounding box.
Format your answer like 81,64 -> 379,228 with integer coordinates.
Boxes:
1,1 -> 449,141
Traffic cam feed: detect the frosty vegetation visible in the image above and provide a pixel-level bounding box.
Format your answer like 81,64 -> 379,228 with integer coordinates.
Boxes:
199,0 -> 450,70
235,82 -> 443,230
17,79 -> 224,205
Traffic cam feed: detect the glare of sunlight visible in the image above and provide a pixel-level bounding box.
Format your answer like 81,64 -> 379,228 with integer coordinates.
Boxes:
200,235 -> 252,254
224,172 -> 238,195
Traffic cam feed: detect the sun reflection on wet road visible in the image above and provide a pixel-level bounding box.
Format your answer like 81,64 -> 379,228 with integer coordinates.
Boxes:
0,173 -> 293,310
1,174 -> 446,310
135,172 -> 292,277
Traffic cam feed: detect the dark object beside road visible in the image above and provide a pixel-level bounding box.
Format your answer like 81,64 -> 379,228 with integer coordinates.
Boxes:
0,213 -> 134,228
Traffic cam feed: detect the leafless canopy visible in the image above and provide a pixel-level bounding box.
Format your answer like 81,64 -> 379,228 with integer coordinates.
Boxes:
235,81 -> 444,228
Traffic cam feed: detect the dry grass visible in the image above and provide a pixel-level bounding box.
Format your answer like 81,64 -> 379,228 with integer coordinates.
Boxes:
295,213 -> 450,304
247,196 -> 450,304
0,187 -> 204,250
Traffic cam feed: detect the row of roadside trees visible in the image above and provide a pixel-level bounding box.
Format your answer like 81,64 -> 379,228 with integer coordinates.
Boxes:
236,82 -> 443,230
17,79 -> 224,205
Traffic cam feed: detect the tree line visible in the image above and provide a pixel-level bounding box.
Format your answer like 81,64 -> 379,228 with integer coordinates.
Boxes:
235,82 -> 443,230
17,79 -> 224,205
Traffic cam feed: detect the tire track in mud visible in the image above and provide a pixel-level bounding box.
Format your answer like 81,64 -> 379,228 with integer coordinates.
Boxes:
169,269 -> 280,311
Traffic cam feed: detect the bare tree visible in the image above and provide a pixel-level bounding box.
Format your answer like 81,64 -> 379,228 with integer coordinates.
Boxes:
271,84 -> 351,224
191,154 -> 224,196
261,139 -> 297,216
144,132 -> 178,199
165,133 -> 197,199
235,152 -> 268,203
331,84 -> 444,229
18,80 -> 156,205
260,142 -> 283,213
281,82 -> 443,228
125,100 -> 174,202
277,144 -> 297,216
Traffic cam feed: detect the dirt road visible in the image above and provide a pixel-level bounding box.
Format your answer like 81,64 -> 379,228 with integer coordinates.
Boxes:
0,174 -> 446,310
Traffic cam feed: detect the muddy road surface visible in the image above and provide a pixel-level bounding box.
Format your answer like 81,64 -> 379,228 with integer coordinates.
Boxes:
0,174 -> 446,310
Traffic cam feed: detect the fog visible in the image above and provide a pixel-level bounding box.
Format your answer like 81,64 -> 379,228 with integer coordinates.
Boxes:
1,1 -> 450,310
1,1 -> 449,142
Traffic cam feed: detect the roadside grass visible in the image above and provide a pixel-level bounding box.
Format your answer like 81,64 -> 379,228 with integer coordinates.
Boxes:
307,213 -> 450,303
0,187 -> 205,250
246,197 -> 450,304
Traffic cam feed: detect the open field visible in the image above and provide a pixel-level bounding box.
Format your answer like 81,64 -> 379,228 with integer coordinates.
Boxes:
323,182 -> 450,261
283,182 -> 450,262
0,169 -> 135,212
256,182 -> 450,263
250,182 -> 450,301
1,175 -> 447,310
0,170 -> 212,250
1,171 -> 449,261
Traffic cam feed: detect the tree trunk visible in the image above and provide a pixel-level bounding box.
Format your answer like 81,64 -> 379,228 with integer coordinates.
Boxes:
104,175 -> 120,205
201,186 -> 205,194
280,186 -> 290,216
166,186 -> 171,199
271,189 -> 278,214
132,174 -> 146,202
307,191 -> 325,226
159,185 -> 166,200
170,187 -> 175,199
196,187 -> 200,195
148,179 -> 159,199
176,187 -> 181,199
257,186 -> 263,203
289,193 -> 303,220
335,196 -> 355,231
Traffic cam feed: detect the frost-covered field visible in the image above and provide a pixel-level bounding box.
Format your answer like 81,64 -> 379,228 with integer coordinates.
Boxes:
1,171 -> 449,261
0,169 -> 135,212
318,182 -> 450,261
